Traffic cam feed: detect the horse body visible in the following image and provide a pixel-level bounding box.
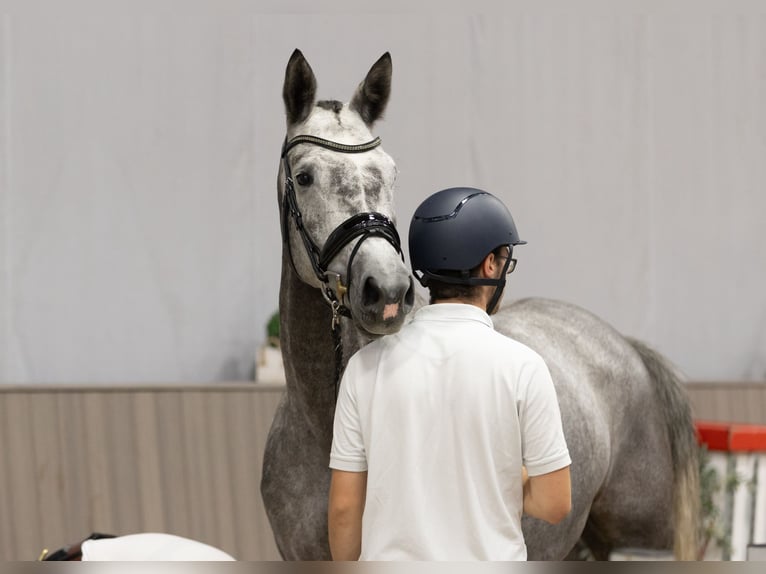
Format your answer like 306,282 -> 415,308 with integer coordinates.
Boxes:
263,50 -> 698,561
495,298 -> 697,559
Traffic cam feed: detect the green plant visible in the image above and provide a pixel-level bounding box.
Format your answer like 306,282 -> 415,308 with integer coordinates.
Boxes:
698,445 -> 722,558
697,445 -> 741,560
267,310 -> 280,347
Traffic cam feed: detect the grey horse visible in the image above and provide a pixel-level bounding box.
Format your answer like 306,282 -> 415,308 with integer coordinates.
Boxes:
261,50 -> 699,561
261,49 -> 415,560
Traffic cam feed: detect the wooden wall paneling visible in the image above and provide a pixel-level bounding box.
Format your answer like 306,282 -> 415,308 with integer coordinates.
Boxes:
0,386 -> 290,560
730,387 -> 749,422
132,391 -> 166,533
52,392 -> 86,559
28,392 -> 65,557
206,390 -> 238,557
701,387 -> 717,421
196,390 -> 218,544
714,386 -> 733,422
233,389 -> 265,560
689,385 -> 716,422
728,386 -> 746,424
252,390 -> 283,559
3,393 -> 38,559
178,391 -> 201,540
253,389 -> 280,560
180,391 -> 217,547
225,390 -> 258,560
83,392 -> 116,545
0,410 -> 7,559
198,390 -> 224,551
154,390 -> 191,538
250,391 -> 282,560
704,390 -> 717,419
226,393 -> 258,560
745,386 -> 766,425
686,384 -> 766,426
103,392 -> 141,534
0,394 -> 18,558
694,387 -> 716,420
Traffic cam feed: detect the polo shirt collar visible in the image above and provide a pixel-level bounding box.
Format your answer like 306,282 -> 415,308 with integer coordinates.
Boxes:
412,303 -> 494,329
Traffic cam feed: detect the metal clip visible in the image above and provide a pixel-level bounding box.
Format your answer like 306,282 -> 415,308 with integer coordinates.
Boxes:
324,271 -> 348,304
335,276 -> 348,302
331,300 -> 342,331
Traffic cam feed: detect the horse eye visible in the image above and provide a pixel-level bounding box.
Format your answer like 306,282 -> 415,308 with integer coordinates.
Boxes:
295,173 -> 313,187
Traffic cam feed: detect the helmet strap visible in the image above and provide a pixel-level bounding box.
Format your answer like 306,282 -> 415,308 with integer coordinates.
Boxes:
416,252 -> 512,314
485,254 -> 512,314
485,281 -> 505,315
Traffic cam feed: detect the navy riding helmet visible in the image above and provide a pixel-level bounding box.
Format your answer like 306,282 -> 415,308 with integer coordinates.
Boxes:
408,187 -> 526,312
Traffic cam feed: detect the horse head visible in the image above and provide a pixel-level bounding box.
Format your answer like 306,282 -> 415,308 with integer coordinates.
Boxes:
279,49 -> 414,336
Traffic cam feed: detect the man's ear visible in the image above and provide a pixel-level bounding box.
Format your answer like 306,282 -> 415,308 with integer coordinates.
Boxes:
479,252 -> 497,279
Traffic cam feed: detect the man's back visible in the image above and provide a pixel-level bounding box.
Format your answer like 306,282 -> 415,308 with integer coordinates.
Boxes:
330,303 -> 570,560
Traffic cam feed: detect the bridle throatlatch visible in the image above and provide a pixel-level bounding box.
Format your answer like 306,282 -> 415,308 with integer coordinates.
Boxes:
280,134 -> 404,331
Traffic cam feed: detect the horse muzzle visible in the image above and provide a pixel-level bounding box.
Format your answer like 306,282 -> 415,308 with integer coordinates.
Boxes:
355,272 -> 415,335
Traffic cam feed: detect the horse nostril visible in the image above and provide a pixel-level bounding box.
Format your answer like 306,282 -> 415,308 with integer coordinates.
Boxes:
363,275 -> 414,314
404,278 -> 415,307
363,277 -> 381,307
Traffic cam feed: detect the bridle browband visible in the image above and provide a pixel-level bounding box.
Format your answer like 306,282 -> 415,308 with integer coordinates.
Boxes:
280,133 -> 404,330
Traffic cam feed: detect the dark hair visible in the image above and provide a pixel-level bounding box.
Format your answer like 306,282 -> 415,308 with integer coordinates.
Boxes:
427,278 -> 480,304
426,246 -> 507,304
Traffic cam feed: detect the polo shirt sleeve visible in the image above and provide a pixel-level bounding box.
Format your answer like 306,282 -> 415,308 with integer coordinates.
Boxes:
329,357 -> 368,472
519,358 -> 571,477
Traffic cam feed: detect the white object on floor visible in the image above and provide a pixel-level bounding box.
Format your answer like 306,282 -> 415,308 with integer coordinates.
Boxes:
81,532 -> 235,561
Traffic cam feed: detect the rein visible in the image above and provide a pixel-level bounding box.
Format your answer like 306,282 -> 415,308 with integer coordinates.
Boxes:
280,133 -> 404,397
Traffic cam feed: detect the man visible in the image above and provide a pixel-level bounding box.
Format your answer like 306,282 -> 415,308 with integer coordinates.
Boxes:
328,187 -> 571,560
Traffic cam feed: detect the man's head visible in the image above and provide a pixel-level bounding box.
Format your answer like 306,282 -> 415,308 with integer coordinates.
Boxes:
408,187 -> 526,314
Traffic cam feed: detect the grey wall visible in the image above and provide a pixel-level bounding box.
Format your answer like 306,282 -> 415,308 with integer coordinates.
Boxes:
1,0 -> 765,383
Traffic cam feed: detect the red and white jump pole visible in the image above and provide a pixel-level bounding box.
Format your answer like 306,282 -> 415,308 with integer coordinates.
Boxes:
696,421 -> 766,561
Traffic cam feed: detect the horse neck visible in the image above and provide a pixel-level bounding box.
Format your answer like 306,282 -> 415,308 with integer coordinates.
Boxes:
278,252 -> 368,445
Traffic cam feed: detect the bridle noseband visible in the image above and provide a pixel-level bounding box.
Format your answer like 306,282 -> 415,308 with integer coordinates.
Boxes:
281,134 -> 404,330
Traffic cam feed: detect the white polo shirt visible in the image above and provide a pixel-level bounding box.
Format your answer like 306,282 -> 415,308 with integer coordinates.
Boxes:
330,303 -> 571,561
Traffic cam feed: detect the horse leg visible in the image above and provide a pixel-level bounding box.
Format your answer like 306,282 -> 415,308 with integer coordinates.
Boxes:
582,441 -> 676,558
563,539 -> 595,560
578,524 -> 614,561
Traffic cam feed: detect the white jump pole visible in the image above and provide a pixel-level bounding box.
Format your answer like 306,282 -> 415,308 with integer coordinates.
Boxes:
730,454 -> 756,561
753,454 -> 766,545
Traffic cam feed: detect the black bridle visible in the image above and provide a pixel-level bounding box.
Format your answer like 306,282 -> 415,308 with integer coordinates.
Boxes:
281,134 -> 404,400
280,134 -> 404,330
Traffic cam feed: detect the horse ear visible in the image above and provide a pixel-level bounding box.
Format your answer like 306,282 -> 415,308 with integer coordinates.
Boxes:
283,49 -> 317,126
350,52 -> 392,127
